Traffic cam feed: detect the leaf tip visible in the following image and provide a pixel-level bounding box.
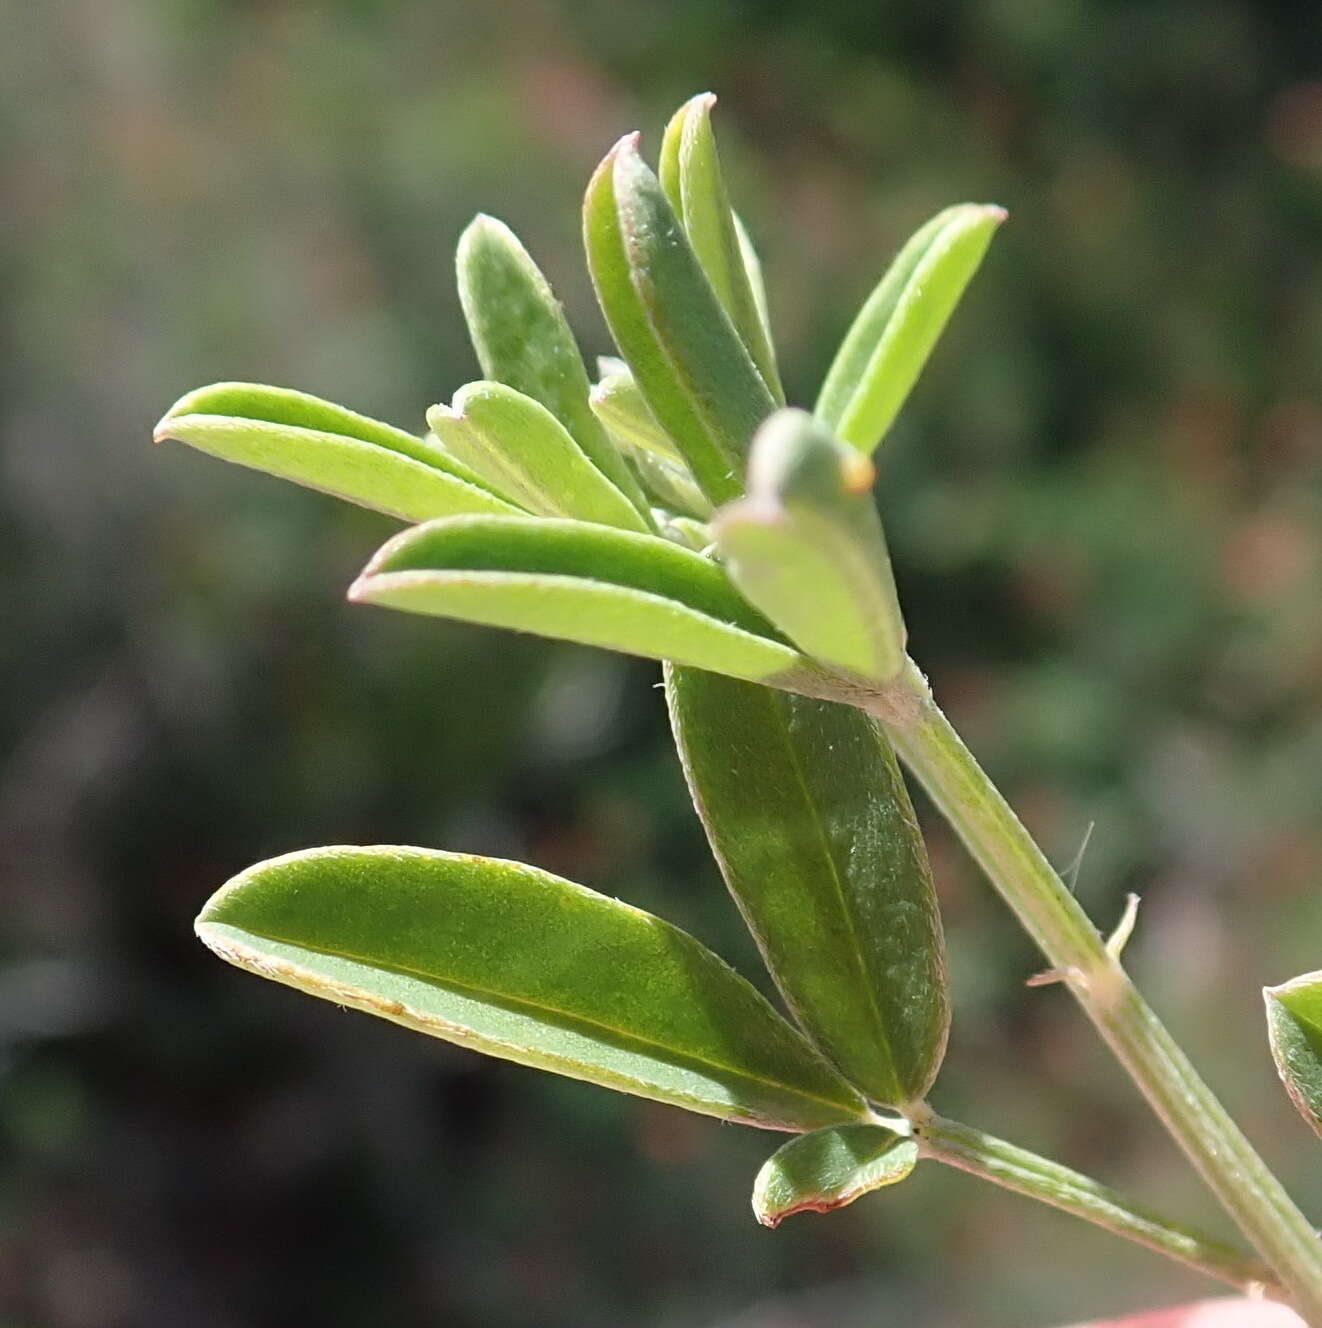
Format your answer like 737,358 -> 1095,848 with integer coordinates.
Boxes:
611,130 -> 644,167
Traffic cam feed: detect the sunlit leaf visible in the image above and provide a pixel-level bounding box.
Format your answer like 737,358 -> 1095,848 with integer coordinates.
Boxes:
715,409 -> 906,682
1266,972 -> 1322,1139
198,846 -> 869,1131
667,666 -> 949,1107
752,1122 -> 918,1226
584,134 -> 776,504
350,515 -> 813,685
154,382 -> 521,522
427,381 -> 649,531
815,203 -> 1006,453
456,214 -> 651,518
660,94 -> 783,403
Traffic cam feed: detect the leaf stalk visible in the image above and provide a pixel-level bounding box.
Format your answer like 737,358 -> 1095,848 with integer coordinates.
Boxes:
915,1112 -> 1277,1297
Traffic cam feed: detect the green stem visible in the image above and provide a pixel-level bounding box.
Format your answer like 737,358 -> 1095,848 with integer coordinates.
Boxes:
916,1112 -> 1277,1295
873,660 -> 1322,1322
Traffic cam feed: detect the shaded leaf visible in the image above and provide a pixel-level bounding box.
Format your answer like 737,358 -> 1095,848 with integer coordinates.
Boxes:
666,666 -> 949,1107
350,515 -> 812,685
628,448 -> 716,521
659,94 -> 783,402
1266,972 -> 1322,1139
590,369 -> 685,463
716,409 -> 906,682
815,204 -> 1006,453
154,382 -> 521,522
456,214 -> 651,517
427,382 -> 649,531
198,846 -> 868,1131
752,1122 -> 918,1226
584,134 -> 776,505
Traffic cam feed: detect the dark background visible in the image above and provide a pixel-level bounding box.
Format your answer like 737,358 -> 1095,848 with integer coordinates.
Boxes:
4,2 -> 1322,1324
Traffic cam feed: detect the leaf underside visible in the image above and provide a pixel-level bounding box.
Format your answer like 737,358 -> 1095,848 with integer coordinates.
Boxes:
198,846 -> 868,1131
351,515 -> 807,683
1266,973 -> 1322,1139
752,1122 -> 918,1227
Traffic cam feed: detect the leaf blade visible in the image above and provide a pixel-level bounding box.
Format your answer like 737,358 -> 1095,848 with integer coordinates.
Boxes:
1266,973 -> 1322,1139
155,383 -> 522,522
456,214 -> 651,518
349,515 -> 810,684
427,382 -> 649,531
198,846 -> 868,1131
584,134 -> 776,505
666,666 -> 949,1107
752,1122 -> 918,1226
660,94 -> 783,403
815,204 -> 1006,453
590,369 -> 685,463
715,409 -> 906,682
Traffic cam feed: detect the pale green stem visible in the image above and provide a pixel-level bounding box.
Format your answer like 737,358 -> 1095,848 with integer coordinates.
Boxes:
870,659 -> 1322,1322
916,1112 -> 1277,1296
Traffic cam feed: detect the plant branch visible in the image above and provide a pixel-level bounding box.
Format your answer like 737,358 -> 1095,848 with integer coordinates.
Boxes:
915,1111 -> 1277,1296
873,660 -> 1322,1322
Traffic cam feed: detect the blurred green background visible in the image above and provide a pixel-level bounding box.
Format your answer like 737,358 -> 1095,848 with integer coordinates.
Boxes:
4,2 -> 1322,1325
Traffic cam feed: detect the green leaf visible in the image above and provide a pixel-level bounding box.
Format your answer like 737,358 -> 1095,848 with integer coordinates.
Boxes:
197,846 -> 868,1131
666,666 -> 949,1107
583,133 -> 777,505
715,409 -> 906,682
155,382 -> 523,522
456,214 -> 651,518
815,203 -> 1006,453
589,369 -> 685,463
659,94 -> 783,404
1265,972 -> 1322,1139
752,1122 -> 918,1227
349,514 -> 812,685
427,382 -> 649,531
733,212 -> 773,348
657,515 -> 712,552
628,448 -> 715,521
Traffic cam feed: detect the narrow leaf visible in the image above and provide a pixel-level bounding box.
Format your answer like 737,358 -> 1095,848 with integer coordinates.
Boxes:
427,382 -> 648,531
716,409 -> 906,682
456,214 -> 651,518
752,1122 -> 918,1227
733,213 -> 773,348
350,515 -> 811,685
628,448 -> 715,521
584,133 -> 776,505
198,847 -> 868,1131
590,369 -> 685,463
1266,973 -> 1322,1139
659,94 -> 783,403
666,666 -> 949,1107
815,203 -> 1006,453
155,382 -> 521,522
658,515 -> 712,552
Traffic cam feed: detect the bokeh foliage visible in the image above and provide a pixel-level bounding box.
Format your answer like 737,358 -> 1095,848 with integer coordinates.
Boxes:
3,2 -> 1322,1325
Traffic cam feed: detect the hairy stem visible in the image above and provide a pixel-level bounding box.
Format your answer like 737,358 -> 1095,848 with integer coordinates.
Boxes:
916,1111 -> 1277,1295
874,660 -> 1322,1322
